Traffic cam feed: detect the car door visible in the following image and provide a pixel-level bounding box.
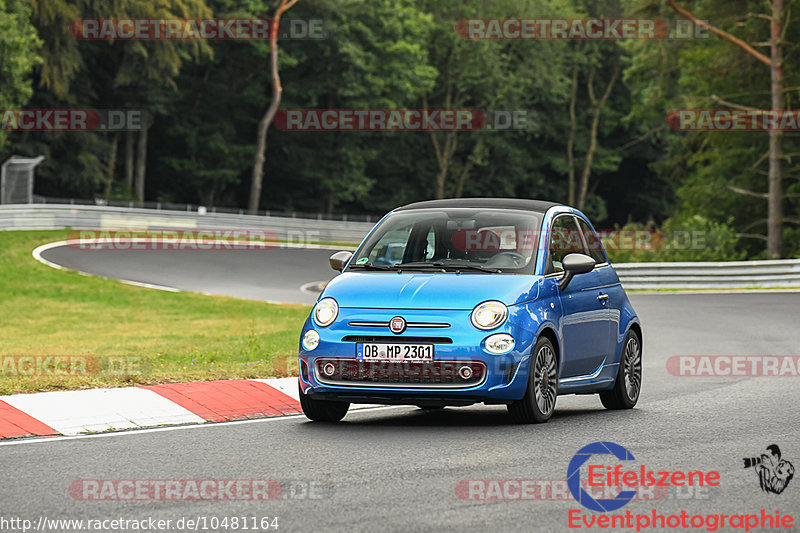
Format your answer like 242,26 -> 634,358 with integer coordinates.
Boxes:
575,216 -> 619,360
547,215 -> 610,378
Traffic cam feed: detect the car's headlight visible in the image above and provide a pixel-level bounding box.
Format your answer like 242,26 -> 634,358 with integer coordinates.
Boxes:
313,298 -> 338,327
484,333 -> 515,354
471,301 -> 508,330
302,330 -> 320,350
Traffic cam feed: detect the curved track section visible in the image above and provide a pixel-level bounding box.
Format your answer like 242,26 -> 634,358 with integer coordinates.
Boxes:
37,242 -> 340,304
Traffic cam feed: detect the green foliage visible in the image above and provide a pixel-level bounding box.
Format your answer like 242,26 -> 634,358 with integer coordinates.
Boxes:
3,0 -> 797,260
28,0 -> 213,97
0,0 -> 42,149
624,0 -> 800,259
605,215 -> 745,263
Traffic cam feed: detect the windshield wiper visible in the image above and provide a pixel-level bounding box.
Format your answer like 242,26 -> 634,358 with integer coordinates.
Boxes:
438,263 -> 502,273
396,262 -> 501,273
351,263 -> 441,272
352,262 -> 501,273
392,262 -> 446,272
349,263 -> 394,271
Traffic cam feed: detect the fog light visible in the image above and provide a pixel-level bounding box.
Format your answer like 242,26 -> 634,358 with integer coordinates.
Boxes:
484,334 -> 515,354
322,362 -> 336,377
458,366 -> 474,380
302,330 -> 320,351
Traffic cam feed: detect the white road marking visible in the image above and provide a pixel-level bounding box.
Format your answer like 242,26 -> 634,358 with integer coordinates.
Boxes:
630,288 -> 800,294
119,279 -> 181,292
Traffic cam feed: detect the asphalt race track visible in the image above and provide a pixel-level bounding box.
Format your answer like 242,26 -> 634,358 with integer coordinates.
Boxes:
7,245 -> 800,531
39,243 -> 339,304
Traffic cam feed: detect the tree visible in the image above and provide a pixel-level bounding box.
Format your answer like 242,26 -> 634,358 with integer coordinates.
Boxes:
564,41 -> 623,210
261,0 -> 438,214
0,0 -> 41,150
248,0 -> 301,214
25,0 -> 212,204
420,0 -> 575,200
667,0 -> 787,258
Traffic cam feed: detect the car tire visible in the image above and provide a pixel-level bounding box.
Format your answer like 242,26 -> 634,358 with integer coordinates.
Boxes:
299,383 -> 350,422
600,329 -> 642,410
507,336 -> 558,424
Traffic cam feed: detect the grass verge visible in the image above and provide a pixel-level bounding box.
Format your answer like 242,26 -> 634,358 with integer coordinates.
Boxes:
0,230 -> 309,395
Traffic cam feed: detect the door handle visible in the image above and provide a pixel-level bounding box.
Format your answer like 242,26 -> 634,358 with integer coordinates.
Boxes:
597,294 -> 609,302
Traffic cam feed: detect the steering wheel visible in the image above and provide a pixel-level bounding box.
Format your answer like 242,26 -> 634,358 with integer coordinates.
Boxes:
488,251 -> 526,267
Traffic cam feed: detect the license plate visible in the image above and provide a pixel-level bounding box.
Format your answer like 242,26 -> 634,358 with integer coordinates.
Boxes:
356,343 -> 434,361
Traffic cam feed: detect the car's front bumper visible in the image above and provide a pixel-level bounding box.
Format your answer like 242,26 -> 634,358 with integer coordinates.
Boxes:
298,308 -> 536,405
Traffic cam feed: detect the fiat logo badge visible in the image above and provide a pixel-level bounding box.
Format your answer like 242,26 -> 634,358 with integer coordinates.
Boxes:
389,316 -> 406,334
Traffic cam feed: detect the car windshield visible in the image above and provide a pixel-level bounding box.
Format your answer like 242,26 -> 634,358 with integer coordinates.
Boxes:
348,208 -> 543,274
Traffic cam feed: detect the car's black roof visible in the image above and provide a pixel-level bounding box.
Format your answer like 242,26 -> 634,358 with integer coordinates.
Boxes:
394,197 -> 562,213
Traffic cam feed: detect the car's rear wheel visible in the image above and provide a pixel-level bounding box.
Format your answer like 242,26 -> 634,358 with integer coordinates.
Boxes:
507,336 -> 558,424
600,329 -> 642,410
299,383 -> 350,422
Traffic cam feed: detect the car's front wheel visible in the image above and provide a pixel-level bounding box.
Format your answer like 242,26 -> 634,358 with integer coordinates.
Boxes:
600,329 -> 642,410
299,384 -> 350,422
507,336 -> 558,424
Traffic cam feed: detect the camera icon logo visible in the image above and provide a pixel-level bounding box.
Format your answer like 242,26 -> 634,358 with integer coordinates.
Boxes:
743,444 -> 794,495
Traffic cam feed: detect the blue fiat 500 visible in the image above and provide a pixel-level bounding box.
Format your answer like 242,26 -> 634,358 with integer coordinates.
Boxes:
298,198 -> 642,423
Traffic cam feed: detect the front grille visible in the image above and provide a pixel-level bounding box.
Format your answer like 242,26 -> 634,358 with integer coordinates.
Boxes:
315,358 -> 486,388
348,321 -> 450,328
341,335 -> 452,344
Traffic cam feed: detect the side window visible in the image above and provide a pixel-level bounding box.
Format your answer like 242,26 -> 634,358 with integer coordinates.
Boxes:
547,216 -> 584,274
368,225 -> 413,266
576,218 -> 607,264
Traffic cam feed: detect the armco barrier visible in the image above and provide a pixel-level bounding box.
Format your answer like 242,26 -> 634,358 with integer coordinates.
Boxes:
614,259 -> 800,289
0,204 -> 373,245
3,204 -> 799,289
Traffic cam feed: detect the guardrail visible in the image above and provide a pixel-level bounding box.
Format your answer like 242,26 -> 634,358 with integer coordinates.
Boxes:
614,260 -> 800,289
3,204 -> 800,289
29,195 -> 378,223
0,204 -> 374,245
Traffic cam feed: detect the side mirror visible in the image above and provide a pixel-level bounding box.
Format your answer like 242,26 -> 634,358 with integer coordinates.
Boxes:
329,251 -> 353,272
559,253 -> 596,291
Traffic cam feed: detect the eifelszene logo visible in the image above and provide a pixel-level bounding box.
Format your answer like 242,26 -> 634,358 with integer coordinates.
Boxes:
568,441 -> 638,512
567,441 -> 721,512
743,444 -> 794,495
